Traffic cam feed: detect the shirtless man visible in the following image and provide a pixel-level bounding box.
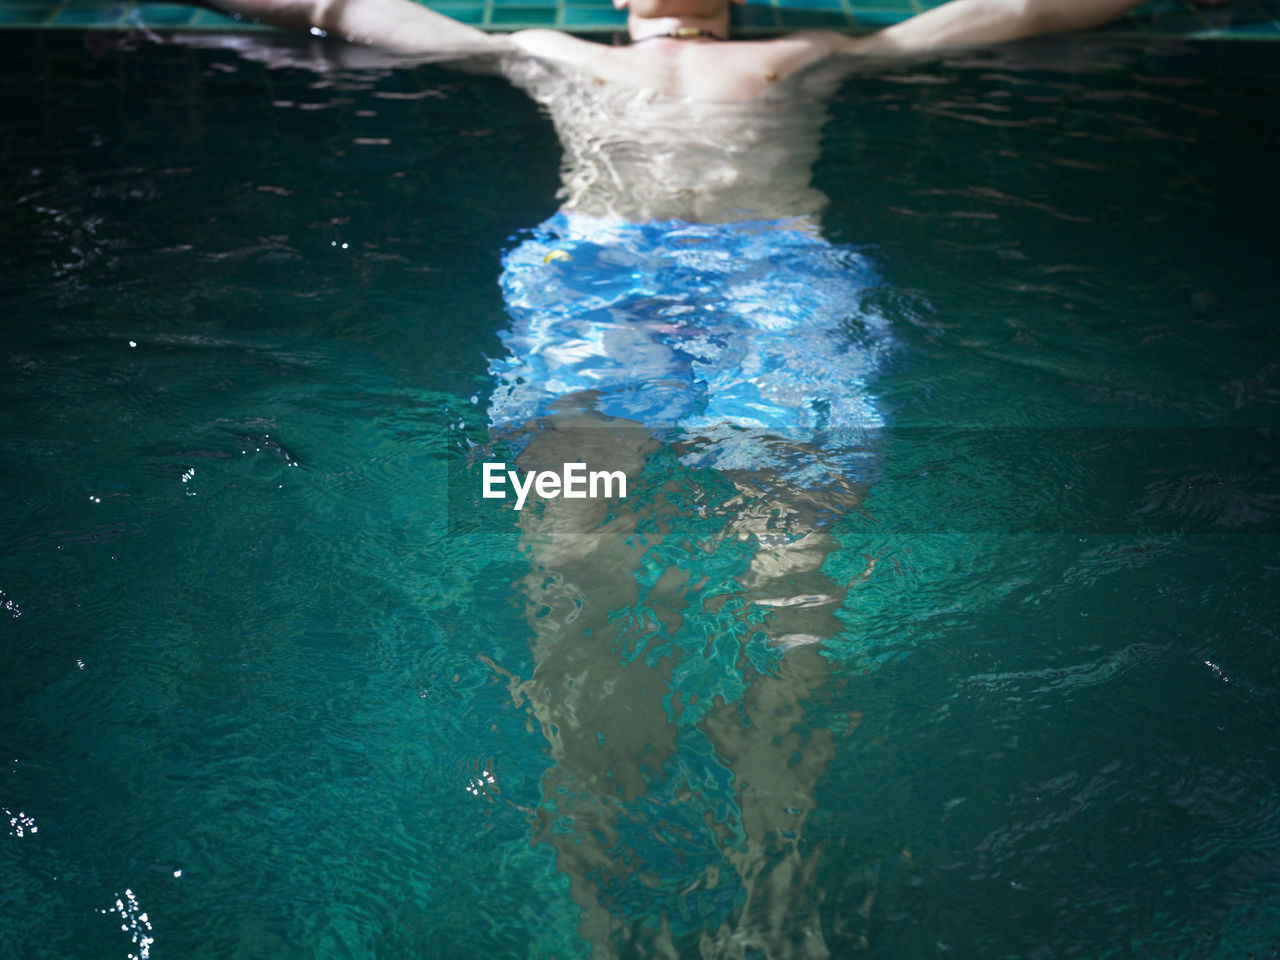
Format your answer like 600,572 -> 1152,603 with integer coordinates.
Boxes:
198,0 -> 1161,224
190,1 -> 1168,956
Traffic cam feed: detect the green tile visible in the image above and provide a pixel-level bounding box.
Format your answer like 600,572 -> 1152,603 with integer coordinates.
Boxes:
849,10 -> 911,28
1134,0 -> 1187,13
490,5 -> 558,24
427,3 -> 487,23
190,6 -> 271,26
777,9 -> 850,28
732,4 -> 778,28
1221,18 -> 1280,34
1209,0 -> 1273,25
561,5 -> 627,26
190,6 -> 244,25
132,3 -> 201,25
859,0 -> 922,10
777,0 -> 844,10
4,0 -> 1278,40
0,6 -> 55,24
1222,0 -> 1272,16
51,5 -> 128,24
1140,11 -> 1209,34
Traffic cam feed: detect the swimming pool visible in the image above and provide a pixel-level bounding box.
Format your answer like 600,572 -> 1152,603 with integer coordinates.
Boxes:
2,30 -> 1279,959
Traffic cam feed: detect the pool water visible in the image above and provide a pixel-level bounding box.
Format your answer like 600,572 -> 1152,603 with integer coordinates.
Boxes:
2,31 -> 1279,960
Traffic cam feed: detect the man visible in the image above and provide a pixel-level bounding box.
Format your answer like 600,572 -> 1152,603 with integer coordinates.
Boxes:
197,0 -> 1191,224
186,2 -> 1177,956
197,0 -> 1164,223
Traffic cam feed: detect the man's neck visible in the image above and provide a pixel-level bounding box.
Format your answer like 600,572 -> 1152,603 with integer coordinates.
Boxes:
627,12 -> 731,44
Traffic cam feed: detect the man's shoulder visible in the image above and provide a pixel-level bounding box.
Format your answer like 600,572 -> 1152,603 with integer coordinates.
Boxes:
704,31 -> 855,89
501,27 -> 856,100
748,30 -> 857,60
508,28 -> 852,69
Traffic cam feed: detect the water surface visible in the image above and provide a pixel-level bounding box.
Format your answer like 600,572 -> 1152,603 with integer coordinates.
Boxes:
1,31 -> 1279,960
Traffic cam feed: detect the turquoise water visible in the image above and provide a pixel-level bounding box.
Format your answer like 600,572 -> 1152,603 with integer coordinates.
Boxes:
2,32 -> 1280,960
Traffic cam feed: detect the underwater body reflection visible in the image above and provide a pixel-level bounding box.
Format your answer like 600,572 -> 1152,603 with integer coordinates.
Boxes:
483,61 -> 890,959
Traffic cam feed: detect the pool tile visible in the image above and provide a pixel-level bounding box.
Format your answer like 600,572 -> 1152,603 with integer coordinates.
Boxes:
846,0 -> 917,10
1133,0 -> 1186,12
778,0 -> 846,9
0,7 -> 55,25
51,5 -> 129,25
561,5 -> 627,27
490,5 -> 559,25
1141,10 -> 1209,32
4,0 -> 1278,39
431,3 -> 487,23
847,8 -> 911,29
777,9 -> 851,28
190,6 -> 273,27
1221,0 -> 1280,23
1211,17 -> 1280,34
733,4 -> 779,28
130,4 -> 201,25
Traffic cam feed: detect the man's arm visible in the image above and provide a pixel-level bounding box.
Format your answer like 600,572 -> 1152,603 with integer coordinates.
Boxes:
204,0 -> 508,53
758,0 -> 1150,91
837,0 -> 1148,56
203,0 -> 609,67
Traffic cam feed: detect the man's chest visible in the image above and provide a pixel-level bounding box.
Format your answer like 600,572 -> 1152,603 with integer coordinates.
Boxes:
586,41 -> 822,102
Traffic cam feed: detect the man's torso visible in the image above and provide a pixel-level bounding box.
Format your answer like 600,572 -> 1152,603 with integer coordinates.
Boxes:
503,32 -> 847,221
510,30 -> 842,101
